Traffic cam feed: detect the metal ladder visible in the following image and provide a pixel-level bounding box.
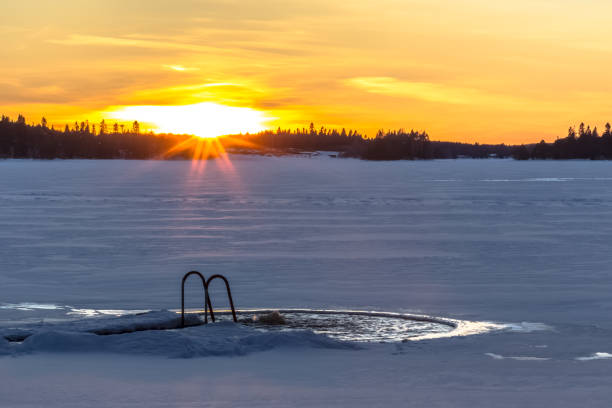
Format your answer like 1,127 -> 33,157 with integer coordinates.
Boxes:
181,271 -> 237,328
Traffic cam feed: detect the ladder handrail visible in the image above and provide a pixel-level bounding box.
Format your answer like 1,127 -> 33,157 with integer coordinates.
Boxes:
206,274 -> 238,322
181,270 -> 213,327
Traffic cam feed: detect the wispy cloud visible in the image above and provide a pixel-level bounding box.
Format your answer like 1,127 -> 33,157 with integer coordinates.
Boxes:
163,65 -> 199,72
346,76 -> 529,108
48,34 -> 221,53
48,34 -> 304,56
122,81 -> 264,107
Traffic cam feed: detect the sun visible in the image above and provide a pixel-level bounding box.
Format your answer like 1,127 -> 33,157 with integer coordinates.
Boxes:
107,102 -> 269,138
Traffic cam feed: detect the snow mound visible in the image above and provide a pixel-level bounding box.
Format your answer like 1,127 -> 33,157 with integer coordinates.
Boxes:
504,322 -> 553,333
17,322 -> 355,358
2,311 -> 356,358
485,353 -> 550,361
1,310 -> 202,341
576,352 -> 612,361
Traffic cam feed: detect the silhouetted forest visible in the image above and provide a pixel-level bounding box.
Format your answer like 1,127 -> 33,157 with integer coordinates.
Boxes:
227,126 -> 512,159
511,123 -> 612,160
233,123 -> 364,152
1,115 -> 611,161
0,115 -> 194,159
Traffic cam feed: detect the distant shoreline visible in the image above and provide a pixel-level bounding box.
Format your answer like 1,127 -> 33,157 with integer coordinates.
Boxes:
2,116 -> 612,161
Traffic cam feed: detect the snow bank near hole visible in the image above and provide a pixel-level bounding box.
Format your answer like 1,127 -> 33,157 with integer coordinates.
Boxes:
1,310 -> 202,341
576,352 -> 612,361
17,323 -> 355,358
0,309 -> 519,358
1,310 -> 356,358
504,322 -> 553,333
485,353 -> 550,361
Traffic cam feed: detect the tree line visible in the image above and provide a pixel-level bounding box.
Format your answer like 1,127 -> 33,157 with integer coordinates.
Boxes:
232,123 -> 365,152
512,123 -> 612,160
1,114 -> 611,160
226,125 -> 512,159
0,115 -> 194,159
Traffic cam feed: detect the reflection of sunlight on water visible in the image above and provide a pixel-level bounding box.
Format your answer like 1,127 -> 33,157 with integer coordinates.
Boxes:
191,309 -> 512,342
237,311 -> 454,343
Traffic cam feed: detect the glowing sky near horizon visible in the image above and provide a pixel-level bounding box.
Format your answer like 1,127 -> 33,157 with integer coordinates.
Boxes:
108,103 -> 269,138
2,0 -> 612,142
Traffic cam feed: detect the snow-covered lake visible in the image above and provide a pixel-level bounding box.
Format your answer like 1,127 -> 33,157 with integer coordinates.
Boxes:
1,157 -> 612,407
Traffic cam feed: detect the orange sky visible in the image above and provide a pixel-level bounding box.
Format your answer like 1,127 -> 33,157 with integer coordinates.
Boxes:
2,0 -> 612,143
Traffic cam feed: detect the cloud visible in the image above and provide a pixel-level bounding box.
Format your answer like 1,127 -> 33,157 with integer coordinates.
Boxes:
48,33 -> 306,57
47,34 -> 220,53
0,82 -> 68,104
163,65 -> 200,72
345,76 -> 526,107
123,82 -> 262,105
